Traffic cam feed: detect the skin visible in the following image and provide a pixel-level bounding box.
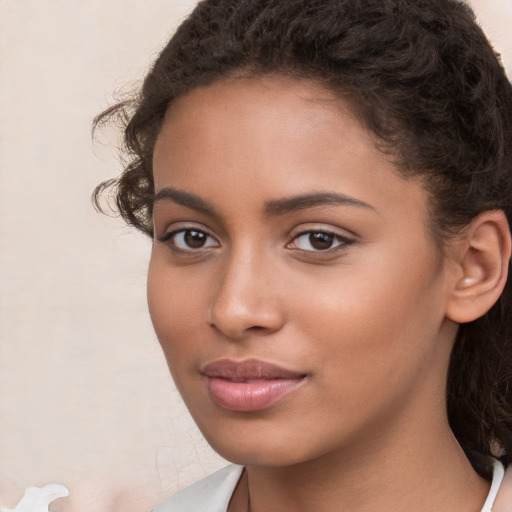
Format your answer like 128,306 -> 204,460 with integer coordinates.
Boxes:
148,76 -> 491,511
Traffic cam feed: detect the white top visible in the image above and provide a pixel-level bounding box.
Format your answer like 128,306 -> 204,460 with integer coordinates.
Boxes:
151,460 -> 511,512
152,465 -> 244,512
482,460 -> 505,512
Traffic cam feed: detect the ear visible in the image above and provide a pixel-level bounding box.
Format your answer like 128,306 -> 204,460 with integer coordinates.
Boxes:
446,210 -> 511,324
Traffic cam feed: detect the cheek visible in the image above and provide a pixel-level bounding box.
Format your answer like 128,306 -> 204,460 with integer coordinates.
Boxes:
147,254 -> 208,367
287,245 -> 446,387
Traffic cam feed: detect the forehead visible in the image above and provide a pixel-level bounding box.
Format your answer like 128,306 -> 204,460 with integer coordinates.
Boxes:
157,75 -> 354,164
152,75 -> 431,231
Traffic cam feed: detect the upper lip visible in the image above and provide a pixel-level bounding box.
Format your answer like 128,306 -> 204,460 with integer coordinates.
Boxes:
201,359 -> 306,380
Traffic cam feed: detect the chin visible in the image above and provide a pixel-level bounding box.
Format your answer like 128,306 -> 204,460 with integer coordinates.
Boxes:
212,443 -> 304,468
198,424 -> 323,468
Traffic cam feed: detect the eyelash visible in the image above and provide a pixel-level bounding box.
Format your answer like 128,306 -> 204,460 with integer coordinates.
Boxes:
156,227 -> 354,255
287,230 -> 354,253
156,228 -> 219,252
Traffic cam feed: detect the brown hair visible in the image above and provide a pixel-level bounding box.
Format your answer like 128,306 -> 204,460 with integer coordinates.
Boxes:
94,0 -> 512,477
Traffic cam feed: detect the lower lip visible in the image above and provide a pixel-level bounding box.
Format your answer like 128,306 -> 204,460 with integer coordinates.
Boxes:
206,377 -> 305,412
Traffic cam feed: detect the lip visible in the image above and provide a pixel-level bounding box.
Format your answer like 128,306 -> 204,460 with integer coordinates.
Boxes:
201,359 -> 307,412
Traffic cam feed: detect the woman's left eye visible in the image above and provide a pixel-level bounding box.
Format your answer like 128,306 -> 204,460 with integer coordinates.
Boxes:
288,231 -> 352,252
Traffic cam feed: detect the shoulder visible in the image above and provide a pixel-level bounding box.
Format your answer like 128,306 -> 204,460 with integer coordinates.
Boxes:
151,465 -> 244,512
493,464 -> 512,512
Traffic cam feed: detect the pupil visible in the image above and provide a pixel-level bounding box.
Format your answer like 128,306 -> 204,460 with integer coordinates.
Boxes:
185,230 -> 206,248
309,232 -> 333,250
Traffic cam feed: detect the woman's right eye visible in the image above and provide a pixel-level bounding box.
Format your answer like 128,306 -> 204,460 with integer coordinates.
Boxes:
158,228 -> 219,251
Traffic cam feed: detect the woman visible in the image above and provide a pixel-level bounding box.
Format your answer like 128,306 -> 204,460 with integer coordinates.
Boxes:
95,0 -> 512,510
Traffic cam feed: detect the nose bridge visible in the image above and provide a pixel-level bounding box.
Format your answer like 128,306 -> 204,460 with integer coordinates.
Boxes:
208,242 -> 283,339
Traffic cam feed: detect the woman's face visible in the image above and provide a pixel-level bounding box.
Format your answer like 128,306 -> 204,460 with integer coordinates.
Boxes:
149,76 -> 458,467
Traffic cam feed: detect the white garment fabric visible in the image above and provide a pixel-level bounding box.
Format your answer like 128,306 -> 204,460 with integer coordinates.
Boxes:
151,460 -> 511,512
482,460 -> 505,512
152,465 -> 243,512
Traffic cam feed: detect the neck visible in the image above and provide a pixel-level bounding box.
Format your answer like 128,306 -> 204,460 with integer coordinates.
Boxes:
241,414 -> 490,512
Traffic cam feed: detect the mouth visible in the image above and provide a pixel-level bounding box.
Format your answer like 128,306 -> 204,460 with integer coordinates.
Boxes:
201,359 -> 307,412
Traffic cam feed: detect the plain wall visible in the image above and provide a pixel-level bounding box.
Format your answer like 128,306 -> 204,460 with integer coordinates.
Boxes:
0,1 -> 510,511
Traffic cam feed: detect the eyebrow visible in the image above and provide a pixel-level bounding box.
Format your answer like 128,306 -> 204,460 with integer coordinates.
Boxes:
153,188 -> 217,215
263,192 -> 375,216
153,187 -> 374,216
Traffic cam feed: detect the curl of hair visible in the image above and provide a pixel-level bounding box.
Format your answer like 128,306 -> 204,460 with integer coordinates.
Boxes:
93,0 -> 512,477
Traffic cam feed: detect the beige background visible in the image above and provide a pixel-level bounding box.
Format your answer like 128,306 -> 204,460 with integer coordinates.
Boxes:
0,1 -> 510,511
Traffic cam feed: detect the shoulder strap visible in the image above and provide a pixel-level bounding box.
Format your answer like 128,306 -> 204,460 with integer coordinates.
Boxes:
490,463 -> 512,512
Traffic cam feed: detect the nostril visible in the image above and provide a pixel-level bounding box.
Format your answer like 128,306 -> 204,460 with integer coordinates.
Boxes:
207,278 -> 285,339
209,322 -> 272,339
208,307 -> 284,340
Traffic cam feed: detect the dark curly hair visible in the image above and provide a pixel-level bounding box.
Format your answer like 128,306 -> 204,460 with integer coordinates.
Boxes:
94,0 -> 512,478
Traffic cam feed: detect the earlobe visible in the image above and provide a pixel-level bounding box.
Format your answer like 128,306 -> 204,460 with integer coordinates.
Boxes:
446,210 -> 511,324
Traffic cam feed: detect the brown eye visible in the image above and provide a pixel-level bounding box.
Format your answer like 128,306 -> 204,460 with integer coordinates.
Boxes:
289,230 -> 352,252
167,229 -> 219,251
309,232 -> 334,250
184,230 -> 208,248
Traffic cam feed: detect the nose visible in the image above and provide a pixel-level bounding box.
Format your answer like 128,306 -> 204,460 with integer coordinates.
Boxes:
207,251 -> 285,340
